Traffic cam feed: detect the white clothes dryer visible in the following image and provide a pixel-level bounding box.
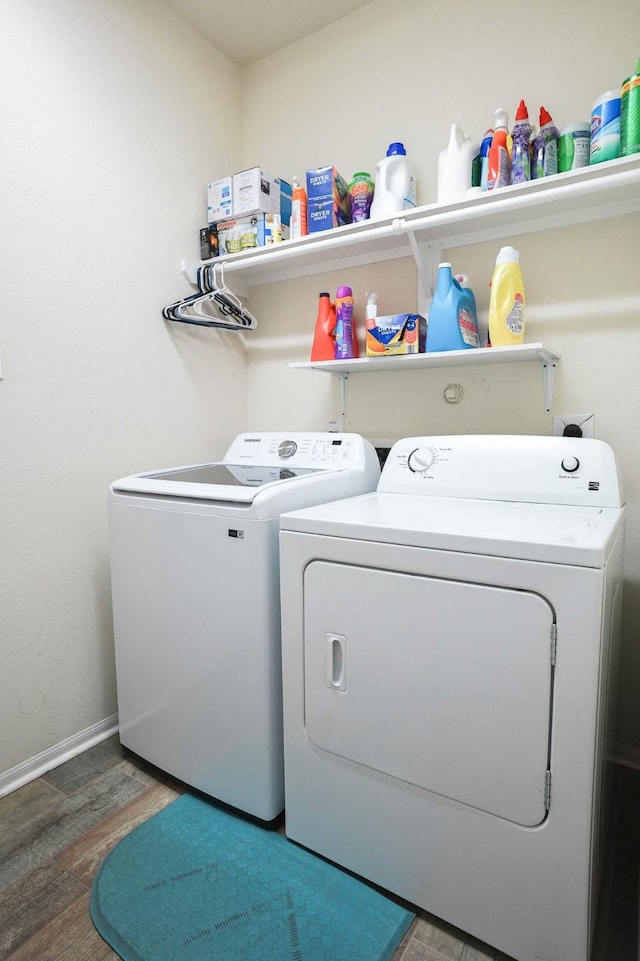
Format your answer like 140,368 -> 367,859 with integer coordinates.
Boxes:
279,434 -> 625,961
108,432 -> 380,821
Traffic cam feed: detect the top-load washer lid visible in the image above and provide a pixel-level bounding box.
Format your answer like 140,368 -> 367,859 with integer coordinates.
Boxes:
109,431 -> 381,516
280,435 -> 626,566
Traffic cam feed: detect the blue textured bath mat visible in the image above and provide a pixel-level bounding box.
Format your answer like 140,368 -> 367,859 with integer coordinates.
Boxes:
90,793 -> 414,961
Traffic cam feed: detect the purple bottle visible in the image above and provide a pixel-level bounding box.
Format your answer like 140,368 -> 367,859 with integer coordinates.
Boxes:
510,99 -> 532,184
334,286 -> 356,359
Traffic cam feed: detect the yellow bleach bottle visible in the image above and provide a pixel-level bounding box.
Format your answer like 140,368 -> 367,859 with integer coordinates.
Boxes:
488,245 -> 525,346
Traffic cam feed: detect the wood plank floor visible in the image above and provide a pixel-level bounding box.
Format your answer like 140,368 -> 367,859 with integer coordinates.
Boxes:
0,736 -> 637,960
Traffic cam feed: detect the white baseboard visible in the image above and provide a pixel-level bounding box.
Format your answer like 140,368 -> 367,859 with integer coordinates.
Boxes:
1,722 -> 638,799
0,714 -> 119,798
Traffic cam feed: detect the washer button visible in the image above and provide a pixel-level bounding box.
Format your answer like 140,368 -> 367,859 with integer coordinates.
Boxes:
561,456 -> 580,473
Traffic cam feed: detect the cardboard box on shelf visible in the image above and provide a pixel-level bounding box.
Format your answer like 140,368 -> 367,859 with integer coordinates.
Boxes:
207,177 -> 233,223
217,213 -> 290,257
306,164 -> 351,234
232,167 -> 280,218
200,225 -> 218,260
366,314 -> 427,355
307,200 -> 350,234
306,164 -> 349,203
275,177 -> 292,226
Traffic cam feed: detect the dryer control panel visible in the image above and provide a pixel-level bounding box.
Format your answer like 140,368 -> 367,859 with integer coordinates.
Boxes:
378,434 -> 623,508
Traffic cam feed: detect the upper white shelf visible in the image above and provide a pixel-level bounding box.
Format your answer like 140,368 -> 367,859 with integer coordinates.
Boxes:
191,155 -> 640,288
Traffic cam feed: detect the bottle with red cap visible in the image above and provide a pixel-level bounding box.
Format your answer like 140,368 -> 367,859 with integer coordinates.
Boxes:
510,99 -> 532,184
486,129 -> 510,191
531,107 -> 559,179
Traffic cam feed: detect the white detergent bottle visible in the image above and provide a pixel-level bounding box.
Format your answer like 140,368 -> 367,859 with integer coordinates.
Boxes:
370,142 -> 417,220
437,123 -> 480,203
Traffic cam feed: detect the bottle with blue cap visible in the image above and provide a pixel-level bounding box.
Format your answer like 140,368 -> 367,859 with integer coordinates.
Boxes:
426,263 -> 480,353
369,142 -> 417,220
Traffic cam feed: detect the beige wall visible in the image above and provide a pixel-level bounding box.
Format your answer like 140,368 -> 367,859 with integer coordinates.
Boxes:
240,0 -> 640,749
2,0 -> 639,783
0,0 -> 244,774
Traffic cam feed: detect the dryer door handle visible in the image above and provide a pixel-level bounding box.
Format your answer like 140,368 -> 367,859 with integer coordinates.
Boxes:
326,633 -> 347,692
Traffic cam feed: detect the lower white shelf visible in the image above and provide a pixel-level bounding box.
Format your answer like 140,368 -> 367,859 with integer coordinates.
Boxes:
290,342 -> 559,374
290,343 -> 560,421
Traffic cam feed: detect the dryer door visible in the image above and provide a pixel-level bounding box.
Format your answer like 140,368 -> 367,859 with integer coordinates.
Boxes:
303,561 -> 554,826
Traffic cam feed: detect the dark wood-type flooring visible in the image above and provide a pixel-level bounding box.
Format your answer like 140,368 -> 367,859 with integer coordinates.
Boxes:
0,736 -> 638,960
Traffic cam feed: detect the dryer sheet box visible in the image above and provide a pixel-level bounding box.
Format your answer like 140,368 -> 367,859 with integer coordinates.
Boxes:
366,313 -> 427,355
306,164 -> 351,234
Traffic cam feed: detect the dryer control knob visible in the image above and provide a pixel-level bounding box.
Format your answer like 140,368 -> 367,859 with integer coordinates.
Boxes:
561,455 -> 580,473
278,440 -> 298,459
408,447 -> 434,473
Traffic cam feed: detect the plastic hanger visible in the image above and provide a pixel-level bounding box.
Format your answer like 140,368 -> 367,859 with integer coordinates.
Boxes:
163,261 -> 257,330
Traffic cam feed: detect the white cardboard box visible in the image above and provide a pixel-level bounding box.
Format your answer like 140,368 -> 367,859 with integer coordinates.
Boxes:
232,167 -> 279,218
207,176 -> 233,223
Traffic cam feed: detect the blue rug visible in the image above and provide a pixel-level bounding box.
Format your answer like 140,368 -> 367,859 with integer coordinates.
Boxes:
90,794 -> 414,961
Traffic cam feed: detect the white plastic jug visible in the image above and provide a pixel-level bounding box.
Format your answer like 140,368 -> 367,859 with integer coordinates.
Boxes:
437,123 -> 479,204
369,142 -> 416,220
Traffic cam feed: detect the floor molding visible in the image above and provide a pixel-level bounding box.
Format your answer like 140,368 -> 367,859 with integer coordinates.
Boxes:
0,714 -> 119,798
612,741 -> 640,771
2,724 -> 639,798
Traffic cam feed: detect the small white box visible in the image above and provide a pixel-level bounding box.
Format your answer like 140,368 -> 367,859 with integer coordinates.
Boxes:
207,177 -> 233,223
233,167 -> 279,218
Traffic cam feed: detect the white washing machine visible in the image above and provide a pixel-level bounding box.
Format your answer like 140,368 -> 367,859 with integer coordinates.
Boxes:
279,434 -> 625,961
108,432 -> 380,821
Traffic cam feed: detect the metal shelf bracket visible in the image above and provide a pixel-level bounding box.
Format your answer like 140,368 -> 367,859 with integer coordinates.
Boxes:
542,358 -> 557,413
336,372 -> 349,432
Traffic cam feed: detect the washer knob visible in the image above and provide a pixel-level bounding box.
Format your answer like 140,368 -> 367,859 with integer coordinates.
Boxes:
278,440 -> 298,459
408,447 -> 434,473
561,455 -> 580,473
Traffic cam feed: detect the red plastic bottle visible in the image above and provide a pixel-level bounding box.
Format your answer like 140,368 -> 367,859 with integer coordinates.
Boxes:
486,129 -> 511,190
310,292 -> 336,361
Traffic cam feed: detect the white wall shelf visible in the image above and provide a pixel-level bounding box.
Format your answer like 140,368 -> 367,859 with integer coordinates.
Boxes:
183,155 -> 640,297
178,156 -> 639,428
291,344 -> 560,429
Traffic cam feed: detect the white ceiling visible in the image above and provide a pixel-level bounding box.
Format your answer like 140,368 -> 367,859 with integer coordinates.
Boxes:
163,0 -> 373,66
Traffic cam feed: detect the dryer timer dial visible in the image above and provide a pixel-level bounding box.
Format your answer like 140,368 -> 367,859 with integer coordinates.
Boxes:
408,447 -> 435,473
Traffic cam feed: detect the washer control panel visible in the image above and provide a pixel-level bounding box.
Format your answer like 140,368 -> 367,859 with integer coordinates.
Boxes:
377,435 -> 623,507
223,432 -> 372,469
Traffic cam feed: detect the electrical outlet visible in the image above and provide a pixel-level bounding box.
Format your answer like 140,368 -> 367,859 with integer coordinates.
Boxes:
553,414 -> 595,438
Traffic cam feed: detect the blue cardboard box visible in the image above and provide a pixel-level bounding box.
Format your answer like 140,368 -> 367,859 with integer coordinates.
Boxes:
306,165 -> 350,233
275,177 -> 292,227
307,199 -> 351,234
366,313 -> 428,355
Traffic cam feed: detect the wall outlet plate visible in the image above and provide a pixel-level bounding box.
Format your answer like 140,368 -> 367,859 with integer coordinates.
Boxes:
553,414 -> 595,438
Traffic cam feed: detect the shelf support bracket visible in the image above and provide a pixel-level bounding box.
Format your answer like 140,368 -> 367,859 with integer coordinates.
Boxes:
542,359 -> 556,413
333,372 -> 349,433
405,233 -> 442,318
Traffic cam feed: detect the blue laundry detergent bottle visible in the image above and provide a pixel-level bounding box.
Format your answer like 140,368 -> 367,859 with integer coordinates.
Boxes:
426,263 -> 480,352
